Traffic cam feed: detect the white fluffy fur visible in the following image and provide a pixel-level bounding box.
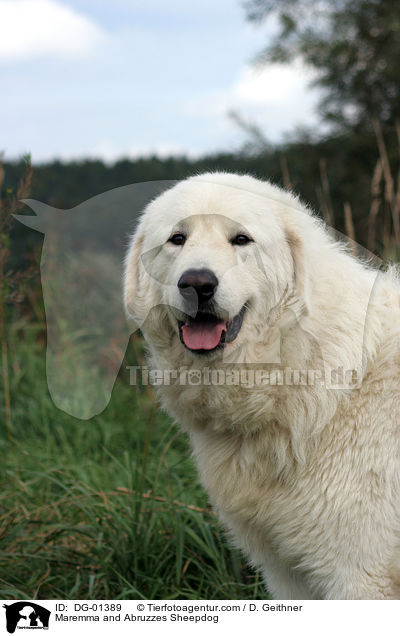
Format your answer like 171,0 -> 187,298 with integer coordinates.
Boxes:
124,172 -> 400,599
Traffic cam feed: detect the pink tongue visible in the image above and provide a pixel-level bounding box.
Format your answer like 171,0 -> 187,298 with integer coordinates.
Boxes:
181,320 -> 226,350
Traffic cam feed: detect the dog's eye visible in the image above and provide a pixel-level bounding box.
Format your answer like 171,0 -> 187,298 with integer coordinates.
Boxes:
168,233 -> 186,246
231,234 -> 253,246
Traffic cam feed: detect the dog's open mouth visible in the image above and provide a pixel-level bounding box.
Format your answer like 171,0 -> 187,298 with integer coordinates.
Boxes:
178,305 -> 247,354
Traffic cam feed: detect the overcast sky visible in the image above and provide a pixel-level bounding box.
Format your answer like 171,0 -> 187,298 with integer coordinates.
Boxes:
0,0 -> 321,163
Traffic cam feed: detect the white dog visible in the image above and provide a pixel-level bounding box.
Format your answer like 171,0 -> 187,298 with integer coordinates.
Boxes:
124,172 -> 400,600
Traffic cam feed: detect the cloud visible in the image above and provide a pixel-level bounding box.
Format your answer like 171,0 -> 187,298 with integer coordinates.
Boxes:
183,62 -> 321,144
0,0 -> 106,61
232,64 -> 316,107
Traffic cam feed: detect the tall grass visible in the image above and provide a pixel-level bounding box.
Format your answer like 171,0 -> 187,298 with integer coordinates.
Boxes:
0,325 -> 264,600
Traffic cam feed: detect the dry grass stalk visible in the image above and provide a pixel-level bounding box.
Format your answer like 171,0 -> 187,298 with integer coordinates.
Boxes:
372,119 -> 400,253
395,121 -> 400,246
280,155 -> 292,190
316,186 -> 329,225
344,202 -> 357,256
0,158 -> 34,440
368,158 -> 383,252
319,158 -> 334,227
115,486 -> 214,516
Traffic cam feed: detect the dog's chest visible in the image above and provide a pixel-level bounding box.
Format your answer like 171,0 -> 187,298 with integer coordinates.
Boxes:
188,427 -> 302,555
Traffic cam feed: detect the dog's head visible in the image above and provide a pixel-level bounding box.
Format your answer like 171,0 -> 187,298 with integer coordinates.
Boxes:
124,173 -> 311,362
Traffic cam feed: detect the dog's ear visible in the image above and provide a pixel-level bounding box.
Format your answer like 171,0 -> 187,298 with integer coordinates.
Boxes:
284,225 -> 311,317
124,224 -> 146,323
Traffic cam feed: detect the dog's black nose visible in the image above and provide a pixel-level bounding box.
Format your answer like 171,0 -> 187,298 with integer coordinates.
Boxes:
178,268 -> 218,304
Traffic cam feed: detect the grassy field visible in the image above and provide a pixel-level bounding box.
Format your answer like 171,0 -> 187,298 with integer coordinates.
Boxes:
0,319 -> 265,600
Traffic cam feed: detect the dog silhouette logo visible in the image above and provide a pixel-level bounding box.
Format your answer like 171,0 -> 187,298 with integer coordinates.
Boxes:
3,602 -> 50,633
14,180 -> 174,419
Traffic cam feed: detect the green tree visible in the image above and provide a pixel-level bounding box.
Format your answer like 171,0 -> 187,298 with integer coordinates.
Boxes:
244,0 -> 400,129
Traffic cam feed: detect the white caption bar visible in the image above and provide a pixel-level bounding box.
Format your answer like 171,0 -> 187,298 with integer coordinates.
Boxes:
1,599 -> 398,635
